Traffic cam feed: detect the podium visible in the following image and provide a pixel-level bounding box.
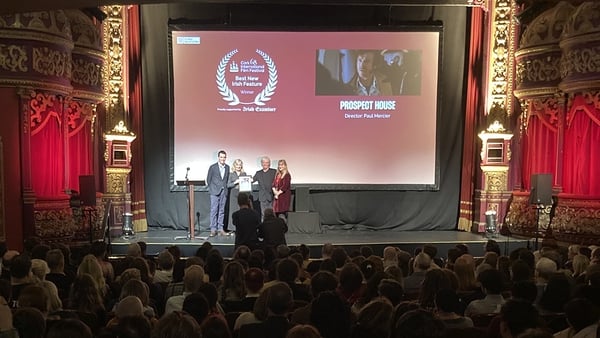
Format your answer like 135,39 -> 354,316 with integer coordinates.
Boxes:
176,180 -> 205,239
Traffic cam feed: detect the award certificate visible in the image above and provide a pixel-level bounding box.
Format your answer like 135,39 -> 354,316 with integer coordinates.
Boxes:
239,175 -> 252,192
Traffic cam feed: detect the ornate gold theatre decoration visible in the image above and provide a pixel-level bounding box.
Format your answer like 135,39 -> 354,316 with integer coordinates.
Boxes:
486,0 -> 516,117
0,44 -> 28,72
102,5 -> 125,128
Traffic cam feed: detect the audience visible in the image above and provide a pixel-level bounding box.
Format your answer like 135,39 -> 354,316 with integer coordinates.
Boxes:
7,236 -> 600,338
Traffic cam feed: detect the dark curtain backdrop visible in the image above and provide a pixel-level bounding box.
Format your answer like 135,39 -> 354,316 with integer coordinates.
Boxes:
141,4 -> 467,231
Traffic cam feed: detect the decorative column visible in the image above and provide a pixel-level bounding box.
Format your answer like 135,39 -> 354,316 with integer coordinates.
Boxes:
104,121 -> 136,236
474,121 -> 513,233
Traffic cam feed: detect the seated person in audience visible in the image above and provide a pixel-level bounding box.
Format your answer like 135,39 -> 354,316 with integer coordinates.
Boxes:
8,254 -> 34,307
464,269 -> 505,317
90,241 -> 115,284
276,258 -> 311,302
238,282 -> 295,338
378,278 -> 404,307
164,265 -> 205,315
163,256 -> 204,301
337,262 -> 365,307
234,283 -> 271,332
352,298 -> 394,338
46,249 -> 73,302
239,267 -> 264,312
182,293 -> 210,325
498,299 -> 544,338
153,250 -> 175,284
392,309 -> 445,338
12,307 -> 45,338
200,315 -> 232,338
537,272 -> 571,315
554,297 -> 599,338
107,295 -> 148,327
219,261 -> 246,310
291,270 -> 338,325
534,257 -> 557,304
310,291 -> 353,338
153,311 -> 202,338
403,252 -> 431,296
434,288 -> 474,329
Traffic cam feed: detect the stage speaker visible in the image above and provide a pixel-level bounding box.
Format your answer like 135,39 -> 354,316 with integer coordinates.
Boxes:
530,173 -> 552,205
79,175 -> 96,206
294,187 -> 310,212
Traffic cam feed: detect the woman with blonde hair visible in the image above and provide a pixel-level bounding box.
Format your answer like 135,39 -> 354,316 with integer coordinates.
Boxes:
227,158 -> 248,232
272,159 -> 291,219
572,254 -> 590,281
77,254 -> 107,296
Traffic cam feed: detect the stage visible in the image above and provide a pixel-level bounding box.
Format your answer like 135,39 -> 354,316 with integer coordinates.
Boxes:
109,227 -> 530,259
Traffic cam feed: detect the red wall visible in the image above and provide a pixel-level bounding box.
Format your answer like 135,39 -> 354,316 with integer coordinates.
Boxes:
0,87 -> 23,251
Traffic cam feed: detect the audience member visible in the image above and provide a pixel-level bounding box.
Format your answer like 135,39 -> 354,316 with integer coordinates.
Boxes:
464,269 -> 505,317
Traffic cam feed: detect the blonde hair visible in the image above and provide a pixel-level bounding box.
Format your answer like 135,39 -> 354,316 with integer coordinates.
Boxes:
231,159 -> 244,172
77,254 -> 106,294
278,159 -> 288,177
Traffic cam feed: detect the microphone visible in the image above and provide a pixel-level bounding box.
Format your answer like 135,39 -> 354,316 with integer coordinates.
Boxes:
185,167 -> 190,181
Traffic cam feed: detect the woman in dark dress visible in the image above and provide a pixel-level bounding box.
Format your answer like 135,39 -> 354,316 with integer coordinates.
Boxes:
272,159 -> 291,219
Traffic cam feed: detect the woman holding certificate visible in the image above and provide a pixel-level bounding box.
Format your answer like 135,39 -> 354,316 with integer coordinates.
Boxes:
272,159 -> 291,219
227,159 -> 248,232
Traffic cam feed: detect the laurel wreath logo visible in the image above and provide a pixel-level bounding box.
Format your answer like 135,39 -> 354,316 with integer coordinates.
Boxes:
216,49 -> 240,106
215,49 -> 278,106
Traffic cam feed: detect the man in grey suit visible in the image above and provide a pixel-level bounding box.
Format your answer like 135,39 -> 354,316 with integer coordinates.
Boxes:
206,150 -> 229,236
253,156 -> 277,219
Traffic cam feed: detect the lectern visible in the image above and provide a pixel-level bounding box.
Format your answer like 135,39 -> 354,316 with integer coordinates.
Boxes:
176,180 -> 205,239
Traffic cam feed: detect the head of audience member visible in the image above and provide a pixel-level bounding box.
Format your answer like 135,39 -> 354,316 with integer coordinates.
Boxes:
2,250 -> 19,272
45,249 -> 65,273
454,255 -> 478,291
354,298 -> 394,338
392,309 -> 445,338
434,288 -> 460,314
338,262 -> 364,297
18,284 -> 49,314
564,297 -> 600,333
115,295 -> 144,318
244,267 -> 265,294
511,259 -> 532,282
77,254 -> 106,292
499,299 -> 543,338
383,246 -> 399,268
309,270 -> 338,298
152,311 -> 202,338
41,281 -> 62,313
46,318 -> 93,338
579,246 -> 592,259
361,271 -> 390,305
197,282 -> 219,313
422,244 -> 438,261
222,260 -> 246,298
446,248 -> 461,269
200,314 -> 231,338
538,272 -> 572,313
248,249 -> 265,269
13,307 -> 47,338
519,249 -> 535,270
285,324 -> 322,338
156,250 -> 175,272
419,268 -> 454,308
276,244 -> 291,259
182,293 -> 210,325
413,252 -> 432,273
321,243 -> 334,260
319,258 -> 337,275
568,244 -> 581,260
378,278 -> 404,306
233,245 -> 252,262
266,281 -> 293,316
126,243 -> 142,258
483,251 -> 499,268
183,265 -> 205,293
205,249 -> 224,283
396,250 -> 411,277
23,237 -> 42,256
276,258 -> 299,284
455,244 -> 470,256
511,280 -> 538,303
68,273 -> 104,312
485,240 -> 501,255
30,258 -> 50,281
120,279 -> 150,307
384,265 -> 403,283
10,254 -> 32,281
572,254 -> 590,277
359,246 -> 373,259
112,316 -> 152,338
310,290 -> 352,338
478,268 -> 504,295
119,268 -> 142,287
535,257 -> 557,283
90,241 -> 109,260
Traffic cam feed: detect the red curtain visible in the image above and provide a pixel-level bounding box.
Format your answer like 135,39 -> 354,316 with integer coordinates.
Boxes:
458,7 -> 484,231
128,5 -> 148,229
68,117 -> 92,191
562,95 -> 600,195
30,106 -> 65,197
521,108 -> 557,189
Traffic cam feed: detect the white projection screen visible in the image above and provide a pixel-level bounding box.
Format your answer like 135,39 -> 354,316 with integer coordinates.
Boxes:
169,28 -> 441,190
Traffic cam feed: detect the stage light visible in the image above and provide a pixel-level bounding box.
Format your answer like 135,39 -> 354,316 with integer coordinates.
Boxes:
485,210 -> 497,238
122,213 -> 135,239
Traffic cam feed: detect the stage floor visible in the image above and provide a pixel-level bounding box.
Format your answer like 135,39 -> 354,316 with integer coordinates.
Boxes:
110,227 -> 530,258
